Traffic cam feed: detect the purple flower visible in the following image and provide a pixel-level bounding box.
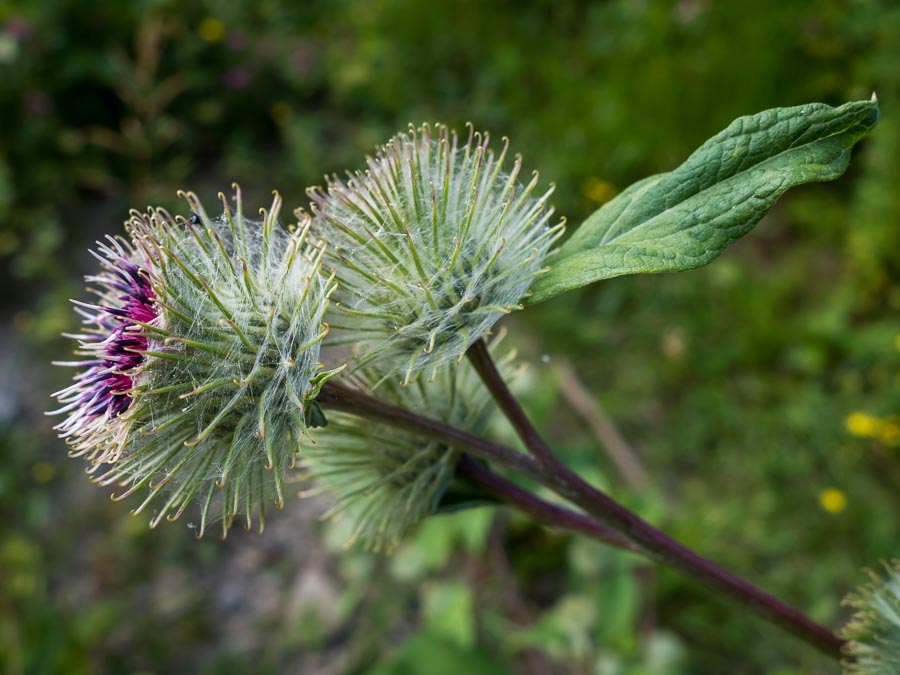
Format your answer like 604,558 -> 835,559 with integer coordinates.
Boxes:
50,189 -> 338,537
50,236 -> 157,463
224,30 -> 246,51
23,90 -> 51,115
291,44 -> 315,76
222,66 -> 251,91
4,17 -> 32,41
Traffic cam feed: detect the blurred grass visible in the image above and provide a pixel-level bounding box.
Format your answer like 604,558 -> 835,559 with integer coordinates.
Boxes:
2,0 -> 900,673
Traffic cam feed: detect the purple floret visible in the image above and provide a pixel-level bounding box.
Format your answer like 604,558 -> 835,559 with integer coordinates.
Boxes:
51,237 -> 158,450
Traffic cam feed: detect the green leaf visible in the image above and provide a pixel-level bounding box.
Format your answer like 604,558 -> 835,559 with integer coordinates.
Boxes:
422,581 -> 476,649
365,633 -> 511,675
528,99 -> 879,304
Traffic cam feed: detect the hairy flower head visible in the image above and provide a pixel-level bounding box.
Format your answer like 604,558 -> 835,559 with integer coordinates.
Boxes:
51,238 -> 158,459
50,187 -> 337,537
301,334 -> 520,552
842,560 -> 900,673
303,123 -> 564,384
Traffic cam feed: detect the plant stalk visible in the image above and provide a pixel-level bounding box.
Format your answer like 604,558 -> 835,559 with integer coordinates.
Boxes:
466,338 -> 845,659
456,456 -> 636,552
318,379 -> 543,481
316,380 -> 627,548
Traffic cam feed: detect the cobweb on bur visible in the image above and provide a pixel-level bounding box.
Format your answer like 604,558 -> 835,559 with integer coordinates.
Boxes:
842,560 -> 900,674
50,186 -> 339,538
301,123 -> 565,386
298,330 -> 522,553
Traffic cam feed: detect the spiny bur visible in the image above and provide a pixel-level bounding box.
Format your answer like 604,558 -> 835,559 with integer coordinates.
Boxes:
50,186 -> 339,537
302,123 -> 564,384
842,560 -> 900,674
301,334 -> 520,552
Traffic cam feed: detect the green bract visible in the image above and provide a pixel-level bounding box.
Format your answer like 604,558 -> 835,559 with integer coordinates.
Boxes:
301,337 -> 519,552
303,124 -> 564,384
54,187 -> 337,537
842,560 -> 900,674
530,98 -> 880,303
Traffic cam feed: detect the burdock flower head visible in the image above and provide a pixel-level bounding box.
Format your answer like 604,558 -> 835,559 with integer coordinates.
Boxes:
301,334 -> 519,552
303,124 -> 564,384
50,187 -> 337,537
842,560 -> 900,673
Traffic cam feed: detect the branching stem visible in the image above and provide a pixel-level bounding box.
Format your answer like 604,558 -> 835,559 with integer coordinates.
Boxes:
466,338 -> 845,659
456,456 -> 636,552
319,353 -> 845,659
318,380 -> 625,548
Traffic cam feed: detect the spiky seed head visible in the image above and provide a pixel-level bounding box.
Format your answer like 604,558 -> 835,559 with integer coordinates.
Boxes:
300,333 -> 520,552
841,560 -> 900,673
49,187 -> 338,537
302,123 -> 564,384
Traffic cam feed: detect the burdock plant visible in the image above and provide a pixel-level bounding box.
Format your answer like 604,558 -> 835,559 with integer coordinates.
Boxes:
842,561 -> 900,673
51,187 -> 339,537
303,124 -> 564,383
52,98 -> 896,670
302,333 -> 520,552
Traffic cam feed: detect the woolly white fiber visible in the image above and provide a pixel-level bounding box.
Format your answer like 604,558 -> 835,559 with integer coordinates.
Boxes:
304,124 -> 564,384
301,333 -> 520,552
52,187 -> 337,537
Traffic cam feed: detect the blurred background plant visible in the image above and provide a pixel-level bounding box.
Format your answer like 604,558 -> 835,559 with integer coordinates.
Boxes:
3,0 -> 900,673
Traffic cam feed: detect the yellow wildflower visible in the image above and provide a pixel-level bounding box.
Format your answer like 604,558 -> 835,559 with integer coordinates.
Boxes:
844,411 -> 882,438
582,178 -> 617,205
198,17 -> 225,43
879,420 -> 900,445
819,488 -> 847,514
270,101 -> 293,126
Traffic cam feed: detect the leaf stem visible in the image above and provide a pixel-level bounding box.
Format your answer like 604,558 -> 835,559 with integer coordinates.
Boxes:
318,379 -> 544,482
316,381 -> 628,549
456,456 -> 636,552
466,338 -> 845,659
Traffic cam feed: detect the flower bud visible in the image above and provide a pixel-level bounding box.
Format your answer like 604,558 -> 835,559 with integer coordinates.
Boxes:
50,187 -> 337,537
301,334 -> 520,552
303,124 -> 564,384
842,560 -> 900,673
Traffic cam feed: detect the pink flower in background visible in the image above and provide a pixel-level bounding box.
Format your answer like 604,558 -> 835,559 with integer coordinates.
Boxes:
23,90 -> 51,115
225,30 -> 246,51
223,66 -> 251,90
4,17 -> 33,41
291,43 -> 315,76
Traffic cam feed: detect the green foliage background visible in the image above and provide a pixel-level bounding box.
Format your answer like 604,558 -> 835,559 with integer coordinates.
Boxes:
2,0 -> 900,673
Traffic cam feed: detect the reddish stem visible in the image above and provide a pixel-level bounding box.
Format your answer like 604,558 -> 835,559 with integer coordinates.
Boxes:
456,456 -> 636,552
466,338 -> 844,659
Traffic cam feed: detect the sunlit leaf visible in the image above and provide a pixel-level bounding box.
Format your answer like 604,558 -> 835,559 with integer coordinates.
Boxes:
529,99 -> 879,303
